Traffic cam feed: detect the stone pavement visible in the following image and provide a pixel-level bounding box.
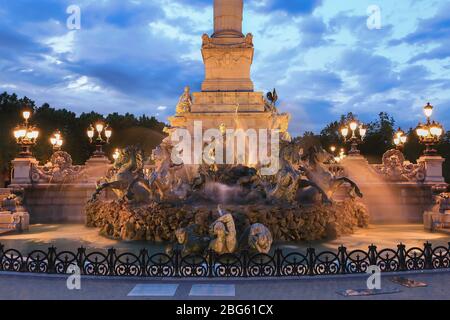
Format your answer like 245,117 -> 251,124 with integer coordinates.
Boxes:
0,270 -> 448,300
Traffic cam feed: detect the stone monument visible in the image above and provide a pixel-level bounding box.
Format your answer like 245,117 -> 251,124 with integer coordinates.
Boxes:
169,0 -> 290,165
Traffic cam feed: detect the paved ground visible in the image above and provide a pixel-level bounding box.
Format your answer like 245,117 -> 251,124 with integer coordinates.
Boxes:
0,270 -> 449,300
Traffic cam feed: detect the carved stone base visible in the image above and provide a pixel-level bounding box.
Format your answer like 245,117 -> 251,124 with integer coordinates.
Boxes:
86,199 -> 369,242
418,156 -> 445,183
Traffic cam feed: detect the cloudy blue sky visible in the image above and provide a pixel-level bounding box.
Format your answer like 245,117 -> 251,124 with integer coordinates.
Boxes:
0,0 -> 449,135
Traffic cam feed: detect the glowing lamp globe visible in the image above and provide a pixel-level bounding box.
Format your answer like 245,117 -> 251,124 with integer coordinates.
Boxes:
22,110 -> 31,121
341,127 -> 349,137
423,103 -> 433,118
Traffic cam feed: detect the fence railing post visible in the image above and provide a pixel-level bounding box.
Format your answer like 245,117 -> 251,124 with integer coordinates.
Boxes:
76,247 -> 86,275
424,242 -> 433,270
174,249 -> 180,278
397,243 -> 407,271
307,248 -> 315,276
338,245 -> 347,274
275,249 -> 282,277
139,249 -> 148,277
47,246 -> 57,274
368,244 -> 377,266
0,243 -> 4,271
242,250 -> 249,278
107,248 -> 116,276
207,250 -> 214,278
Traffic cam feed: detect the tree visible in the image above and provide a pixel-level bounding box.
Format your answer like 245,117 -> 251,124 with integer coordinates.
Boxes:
359,112 -> 396,163
0,92 -> 167,187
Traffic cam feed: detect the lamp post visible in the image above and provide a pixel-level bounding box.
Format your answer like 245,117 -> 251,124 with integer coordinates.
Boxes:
13,109 -> 39,158
415,103 -> 444,156
340,118 -> 366,156
87,122 -> 112,157
50,130 -> 64,152
393,128 -> 407,150
329,145 -> 344,163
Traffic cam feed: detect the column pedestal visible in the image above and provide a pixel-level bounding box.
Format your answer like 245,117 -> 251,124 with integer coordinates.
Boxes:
418,155 -> 445,184
85,156 -> 111,182
10,157 -> 39,187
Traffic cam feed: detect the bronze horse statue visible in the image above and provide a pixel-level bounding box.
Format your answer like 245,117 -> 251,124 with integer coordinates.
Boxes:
91,146 -> 154,203
300,146 -> 363,200
268,140 -> 332,204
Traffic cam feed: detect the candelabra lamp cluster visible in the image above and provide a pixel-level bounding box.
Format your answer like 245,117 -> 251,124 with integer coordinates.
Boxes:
393,128 -> 407,150
112,148 -> 121,161
415,103 -> 444,156
13,110 -> 39,158
50,130 -> 64,151
87,123 -> 112,157
329,146 -> 347,163
340,119 -> 367,156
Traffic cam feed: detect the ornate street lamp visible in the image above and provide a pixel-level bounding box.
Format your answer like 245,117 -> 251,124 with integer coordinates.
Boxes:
415,102 -> 444,156
13,109 -> 39,158
87,122 -> 112,157
393,128 -> 407,150
50,130 -> 64,151
112,148 -> 120,161
329,147 -> 347,163
340,118 -> 366,156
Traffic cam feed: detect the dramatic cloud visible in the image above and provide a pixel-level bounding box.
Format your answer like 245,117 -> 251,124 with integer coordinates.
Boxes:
0,0 -> 449,135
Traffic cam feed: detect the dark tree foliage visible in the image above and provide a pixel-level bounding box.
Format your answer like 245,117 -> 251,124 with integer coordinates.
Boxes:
0,92 -> 166,187
359,112 -> 396,163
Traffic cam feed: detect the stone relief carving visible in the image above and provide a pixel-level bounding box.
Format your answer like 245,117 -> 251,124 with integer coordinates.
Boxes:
167,206 -> 273,256
176,86 -> 192,114
431,192 -> 450,213
202,33 -> 213,48
30,151 -> 86,184
1,189 -> 25,212
373,149 -> 426,182
244,33 -> 254,47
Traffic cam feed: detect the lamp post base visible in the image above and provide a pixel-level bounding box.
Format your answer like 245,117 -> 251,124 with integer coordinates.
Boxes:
18,145 -> 33,158
348,142 -> 361,156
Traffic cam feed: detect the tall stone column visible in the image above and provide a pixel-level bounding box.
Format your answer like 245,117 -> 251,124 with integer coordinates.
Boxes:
213,0 -> 243,38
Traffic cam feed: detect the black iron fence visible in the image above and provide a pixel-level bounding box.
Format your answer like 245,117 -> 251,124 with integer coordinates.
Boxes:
0,242 -> 448,278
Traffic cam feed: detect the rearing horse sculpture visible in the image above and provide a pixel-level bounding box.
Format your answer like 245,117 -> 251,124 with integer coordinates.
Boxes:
300,146 -> 363,200
91,146 -> 153,203
268,140 -> 332,204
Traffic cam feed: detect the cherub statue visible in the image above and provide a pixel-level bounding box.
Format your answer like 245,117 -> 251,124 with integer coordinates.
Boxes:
176,86 -> 192,114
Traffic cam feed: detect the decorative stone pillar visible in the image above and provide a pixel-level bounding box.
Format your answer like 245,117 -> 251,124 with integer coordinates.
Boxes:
201,0 -> 254,92
418,155 -> 445,183
85,156 -> 111,182
213,0 -> 244,38
10,157 -> 39,186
